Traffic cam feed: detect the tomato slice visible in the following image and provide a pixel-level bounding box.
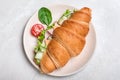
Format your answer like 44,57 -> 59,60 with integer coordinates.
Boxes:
31,24 -> 44,37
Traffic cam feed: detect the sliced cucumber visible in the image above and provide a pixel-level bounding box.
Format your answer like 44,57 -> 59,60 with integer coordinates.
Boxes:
34,52 -> 44,64
35,52 -> 43,60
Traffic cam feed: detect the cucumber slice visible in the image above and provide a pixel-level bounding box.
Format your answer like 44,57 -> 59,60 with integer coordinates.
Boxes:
35,52 -> 43,60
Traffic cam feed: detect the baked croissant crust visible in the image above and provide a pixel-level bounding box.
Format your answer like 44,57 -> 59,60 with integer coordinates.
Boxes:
40,7 -> 91,73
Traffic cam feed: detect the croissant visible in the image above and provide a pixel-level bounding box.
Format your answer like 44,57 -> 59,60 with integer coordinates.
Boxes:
40,7 -> 92,73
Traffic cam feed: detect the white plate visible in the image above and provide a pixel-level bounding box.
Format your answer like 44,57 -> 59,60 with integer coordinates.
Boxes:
23,4 -> 96,76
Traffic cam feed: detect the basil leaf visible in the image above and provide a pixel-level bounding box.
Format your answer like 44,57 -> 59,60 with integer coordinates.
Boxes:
38,7 -> 52,26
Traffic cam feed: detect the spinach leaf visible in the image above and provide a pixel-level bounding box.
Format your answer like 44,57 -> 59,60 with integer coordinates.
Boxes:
38,7 -> 52,26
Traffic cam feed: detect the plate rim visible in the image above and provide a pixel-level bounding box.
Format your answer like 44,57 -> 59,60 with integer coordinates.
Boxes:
48,23 -> 96,77
23,4 -> 96,77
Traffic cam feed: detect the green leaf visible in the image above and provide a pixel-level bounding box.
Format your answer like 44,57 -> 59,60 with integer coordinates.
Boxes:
57,9 -> 75,25
35,59 -> 40,65
34,40 -> 41,53
38,7 -> 52,26
63,9 -> 71,17
34,40 -> 46,53
46,23 -> 54,30
38,30 -> 46,42
34,46 -> 39,53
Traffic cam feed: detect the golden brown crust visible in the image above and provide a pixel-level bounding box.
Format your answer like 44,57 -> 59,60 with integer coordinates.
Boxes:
70,11 -> 91,23
40,7 -> 91,73
53,27 -> 85,56
79,7 -> 91,16
53,35 -> 76,57
61,20 -> 89,37
47,39 -> 71,67
40,53 -> 56,73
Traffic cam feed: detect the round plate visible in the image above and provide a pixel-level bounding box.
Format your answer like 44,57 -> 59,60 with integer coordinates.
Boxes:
23,4 -> 96,76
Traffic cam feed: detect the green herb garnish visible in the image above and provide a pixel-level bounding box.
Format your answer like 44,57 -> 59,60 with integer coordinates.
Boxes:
34,7 -> 54,64
38,30 -> 46,42
34,52 -> 43,64
34,40 -> 46,53
34,7 -> 76,64
37,7 -> 54,44
58,9 -> 75,25
38,7 -> 52,26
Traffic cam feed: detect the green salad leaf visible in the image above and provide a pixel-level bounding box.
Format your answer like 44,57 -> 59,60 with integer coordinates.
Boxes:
34,40 -> 46,53
35,7 -> 54,54
38,7 -> 52,26
38,30 -> 46,42
34,7 -> 76,65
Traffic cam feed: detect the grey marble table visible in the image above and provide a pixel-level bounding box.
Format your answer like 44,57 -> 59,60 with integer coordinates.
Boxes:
0,0 -> 120,80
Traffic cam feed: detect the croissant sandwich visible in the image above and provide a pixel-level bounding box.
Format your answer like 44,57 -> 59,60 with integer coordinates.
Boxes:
35,7 -> 91,73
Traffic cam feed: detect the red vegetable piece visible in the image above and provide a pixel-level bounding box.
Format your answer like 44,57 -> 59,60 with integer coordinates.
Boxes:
31,24 -> 44,37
